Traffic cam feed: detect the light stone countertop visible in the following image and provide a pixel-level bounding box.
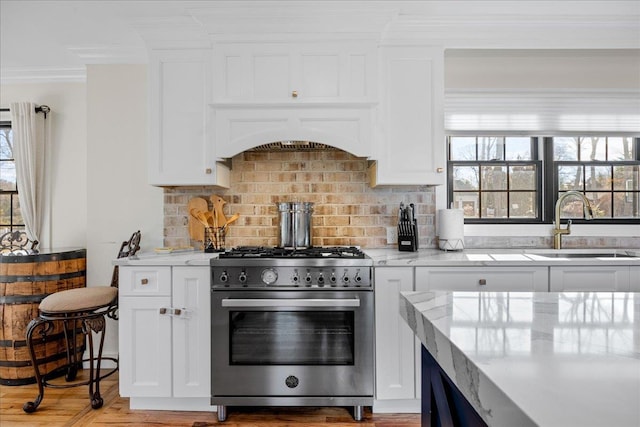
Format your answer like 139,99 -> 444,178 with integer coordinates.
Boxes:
114,247 -> 640,267
400,290 -> 640,427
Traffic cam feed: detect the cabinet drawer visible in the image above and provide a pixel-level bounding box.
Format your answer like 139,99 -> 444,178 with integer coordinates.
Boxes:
119,266 -> 171,296
415,267 -> 548,292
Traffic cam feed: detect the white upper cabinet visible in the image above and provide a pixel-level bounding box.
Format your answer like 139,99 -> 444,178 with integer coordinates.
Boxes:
148,49 -> 229,187
212,42 -> 378,158
371,46 -> 446,186
212,42 -> 377,104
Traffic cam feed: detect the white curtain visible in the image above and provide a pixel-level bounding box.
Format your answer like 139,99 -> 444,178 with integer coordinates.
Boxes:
10,102 -> 46,244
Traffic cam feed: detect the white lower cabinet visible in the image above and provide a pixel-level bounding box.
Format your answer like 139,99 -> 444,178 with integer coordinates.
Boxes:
415,266 -> 548,292
374,267 -> 420,413
119,266 -> 211,405
549,266 -> 632,291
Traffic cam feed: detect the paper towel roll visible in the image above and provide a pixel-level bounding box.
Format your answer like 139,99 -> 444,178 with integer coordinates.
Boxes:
438,209 -> 464,251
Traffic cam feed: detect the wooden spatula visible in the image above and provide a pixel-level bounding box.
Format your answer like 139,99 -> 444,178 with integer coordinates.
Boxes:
187,197 -> 209,247
210,195 -> 228,228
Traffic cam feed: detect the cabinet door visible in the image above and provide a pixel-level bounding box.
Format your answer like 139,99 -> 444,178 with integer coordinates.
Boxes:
171,267 -> 211,397
550,266 -> 631,292
374,267 -> 416,400
416,267 -> 548,292
119,266 -> 172,296
148,49 -> 228,186
631,267 -> 640,292
119,296 -> 172,397
372,46 -> 445,186
213,42 -> 376,103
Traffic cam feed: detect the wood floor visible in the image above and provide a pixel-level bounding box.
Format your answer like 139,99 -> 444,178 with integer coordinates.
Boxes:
0,371 -> 420,426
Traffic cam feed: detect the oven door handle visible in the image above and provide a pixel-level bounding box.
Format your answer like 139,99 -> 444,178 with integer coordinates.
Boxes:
220,298 -> 360,308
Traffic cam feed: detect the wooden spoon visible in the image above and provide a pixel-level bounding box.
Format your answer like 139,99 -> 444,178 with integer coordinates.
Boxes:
221,213 -> 240,231
187,197 -> 208,245
210,195 -> 228,228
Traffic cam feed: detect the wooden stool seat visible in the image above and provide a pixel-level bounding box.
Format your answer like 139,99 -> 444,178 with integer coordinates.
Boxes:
23,231 -> 141,414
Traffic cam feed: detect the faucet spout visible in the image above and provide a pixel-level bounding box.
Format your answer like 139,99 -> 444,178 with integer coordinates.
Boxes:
553,191 -> 594,249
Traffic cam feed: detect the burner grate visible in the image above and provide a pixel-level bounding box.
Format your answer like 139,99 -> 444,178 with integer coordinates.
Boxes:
219,246 -> 365,259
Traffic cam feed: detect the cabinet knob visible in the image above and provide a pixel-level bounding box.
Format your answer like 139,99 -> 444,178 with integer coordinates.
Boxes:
205,168 -> 212,174
291,90 -> 298,98
159,307 -> 167,315
437,168 -> 444,173
479,279 -> 487,286
141,278 -> 149,285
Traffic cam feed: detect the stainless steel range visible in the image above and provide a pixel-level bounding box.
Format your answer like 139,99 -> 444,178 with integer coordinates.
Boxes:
210,246 -> 374,422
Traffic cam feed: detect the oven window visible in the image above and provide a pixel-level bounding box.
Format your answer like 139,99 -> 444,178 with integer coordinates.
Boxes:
229,311 -> 355,365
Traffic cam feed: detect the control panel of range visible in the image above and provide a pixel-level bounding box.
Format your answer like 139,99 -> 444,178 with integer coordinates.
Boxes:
212,266 -> 371,289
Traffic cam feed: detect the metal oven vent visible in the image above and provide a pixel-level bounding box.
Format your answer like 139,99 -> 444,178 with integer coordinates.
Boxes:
249,141 -> 339,151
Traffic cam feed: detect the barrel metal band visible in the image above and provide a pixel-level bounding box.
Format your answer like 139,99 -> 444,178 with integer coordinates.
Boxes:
0,269 -> 86,284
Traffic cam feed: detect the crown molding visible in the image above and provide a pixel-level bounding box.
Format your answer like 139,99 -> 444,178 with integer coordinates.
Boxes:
0,67 -> 86,85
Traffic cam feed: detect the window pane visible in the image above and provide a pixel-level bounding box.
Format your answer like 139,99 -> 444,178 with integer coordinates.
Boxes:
453,166 -> 479,190
558,165 -> 583,191
585,166 -> 611,191
450,137 -> 477,160
0,128 -> 13,160
453,192 -> 479,218
510,192 -> 537,218
505,137 -> 532,160
554,137 -> 578,161
580,137 -> 606,161
587,192 -> 611,218
0,193 -> 10,226
613,192 -> 639,218
12,194 -> 23,225
608,137 -> 634,161
478,137 -> 504,160
613,165 -> 639,190
482,192 -> 507,218
481,166 -> 507,190
0,161 -> 17,191
510,165 -> 536,190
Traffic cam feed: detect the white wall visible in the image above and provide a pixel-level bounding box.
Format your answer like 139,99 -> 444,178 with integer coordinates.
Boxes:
86,64 -> 163,356
0,82 -> 87,248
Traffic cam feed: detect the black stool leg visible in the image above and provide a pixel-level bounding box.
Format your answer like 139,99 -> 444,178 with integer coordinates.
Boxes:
63,318 -> 79,381
83,315 -> 106,409
23,317 -> 49,413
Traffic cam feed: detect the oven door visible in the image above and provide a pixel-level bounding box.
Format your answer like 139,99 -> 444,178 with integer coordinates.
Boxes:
211,290 -> 374,399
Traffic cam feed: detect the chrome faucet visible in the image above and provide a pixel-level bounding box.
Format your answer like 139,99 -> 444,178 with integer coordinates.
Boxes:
553,191 -> 594,249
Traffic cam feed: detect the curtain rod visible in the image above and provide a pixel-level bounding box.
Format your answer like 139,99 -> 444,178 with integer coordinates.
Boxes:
0,105 -> 50,118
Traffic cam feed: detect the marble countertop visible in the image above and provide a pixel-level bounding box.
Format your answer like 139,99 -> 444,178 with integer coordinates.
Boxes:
400,291 -> 640,427
114,248 -> 640,267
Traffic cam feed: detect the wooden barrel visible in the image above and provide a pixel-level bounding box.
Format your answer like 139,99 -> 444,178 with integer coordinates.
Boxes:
0,249 -> 86,385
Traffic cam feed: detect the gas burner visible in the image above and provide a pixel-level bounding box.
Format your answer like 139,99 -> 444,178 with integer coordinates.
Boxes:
219,246 -> 366,259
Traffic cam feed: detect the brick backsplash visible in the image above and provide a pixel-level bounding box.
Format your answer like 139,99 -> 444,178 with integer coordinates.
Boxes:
163,151 -> 436,249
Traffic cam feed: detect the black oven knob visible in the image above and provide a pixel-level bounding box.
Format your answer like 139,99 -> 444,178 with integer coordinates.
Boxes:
219,271 -> 228,283
305,273 -> 312,284
317,274 -> 325,286
342,274 -> 350,284
329,274 -> 337,285
354,273 -> 362,283
238,271 -> 247,283
285,375 -> 299,389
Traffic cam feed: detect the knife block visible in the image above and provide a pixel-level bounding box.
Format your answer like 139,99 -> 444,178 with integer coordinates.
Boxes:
398,220 -> 419,252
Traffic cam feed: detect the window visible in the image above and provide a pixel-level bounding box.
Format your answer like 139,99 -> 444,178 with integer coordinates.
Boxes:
448,135 -> 640,223
448,136 -> 542,222
550,136 -> 639,220
0,122 -> 23,234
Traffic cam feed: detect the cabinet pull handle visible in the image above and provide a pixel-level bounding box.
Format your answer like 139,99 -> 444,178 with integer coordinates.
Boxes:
159,307 -> 167,315
437,167 -> 444,173
205,168 -> 212,174
141,278 -> 149,285
479,279 -> 487,286
291,90 -> 298,98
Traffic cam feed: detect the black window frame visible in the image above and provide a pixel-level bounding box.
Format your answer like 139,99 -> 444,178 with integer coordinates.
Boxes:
447,135 -> 640,225
447,135 -> 543,224
0,121 -> 24,233
544,136 -> 640,224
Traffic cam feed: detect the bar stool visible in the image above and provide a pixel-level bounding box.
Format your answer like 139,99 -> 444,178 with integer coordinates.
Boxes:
23,231 -> 141,413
